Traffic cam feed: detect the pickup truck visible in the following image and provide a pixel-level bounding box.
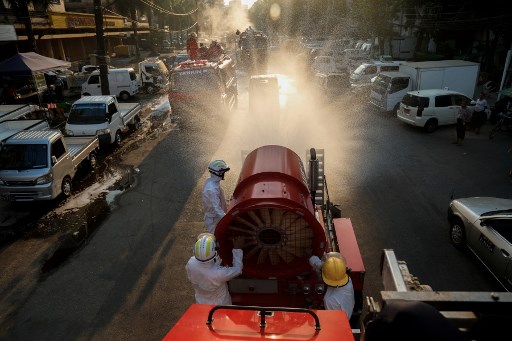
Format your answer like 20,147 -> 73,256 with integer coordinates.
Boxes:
65,95 -> 142,146
0,119 -> 49,141
0,104 -> 40,123
0,130 -> 99,201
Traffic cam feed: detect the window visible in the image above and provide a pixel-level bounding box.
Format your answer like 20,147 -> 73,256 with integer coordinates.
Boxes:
402,94 -> 429,108
145,65 -> 156,74
453,94 -> 470,106
381,65 -> 399,72
0,144 -> 48,170
435,95 -> 453,107
487,219 -> 512,244
129,71 -> 137,81
51,139 -> 66,160
88,75 -> 100,84
108,103 -> 117,115
389,78 -> 409,94
365,66 -> 377,75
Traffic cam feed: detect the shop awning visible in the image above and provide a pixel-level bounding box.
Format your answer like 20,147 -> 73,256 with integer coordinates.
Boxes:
0,52 -> 71,76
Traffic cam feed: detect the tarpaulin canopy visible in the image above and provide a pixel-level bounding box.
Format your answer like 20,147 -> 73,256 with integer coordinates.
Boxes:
0,52 -> 71,76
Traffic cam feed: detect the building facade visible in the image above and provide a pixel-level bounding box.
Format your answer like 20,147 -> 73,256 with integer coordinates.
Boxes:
0,0 -> 150,67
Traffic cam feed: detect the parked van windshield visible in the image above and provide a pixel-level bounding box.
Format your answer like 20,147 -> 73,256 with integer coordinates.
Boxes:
67,103 -> 107,124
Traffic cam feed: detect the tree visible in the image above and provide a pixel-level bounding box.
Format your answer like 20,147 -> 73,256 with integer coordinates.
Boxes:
2,0 -> 53,52
249,0 -> 348,38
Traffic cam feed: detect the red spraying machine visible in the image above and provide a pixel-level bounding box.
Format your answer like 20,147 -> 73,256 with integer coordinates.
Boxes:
216,145 -> 365,311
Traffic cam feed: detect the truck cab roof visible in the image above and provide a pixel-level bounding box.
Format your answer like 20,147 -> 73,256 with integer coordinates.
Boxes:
4,129 -> 60,144
73,95 -> 117,104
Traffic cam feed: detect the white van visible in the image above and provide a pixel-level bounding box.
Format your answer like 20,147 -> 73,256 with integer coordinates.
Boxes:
350,61 -> 401,87
82,68 -> 139,101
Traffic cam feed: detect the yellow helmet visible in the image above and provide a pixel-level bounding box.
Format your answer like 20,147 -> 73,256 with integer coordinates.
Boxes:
321,253 -> 349,287
194,233 -> 217,262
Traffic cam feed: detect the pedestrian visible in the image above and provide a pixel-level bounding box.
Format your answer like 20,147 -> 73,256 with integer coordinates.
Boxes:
471,92 -> 488,134
206,41 -> 224,61
309,252 -> 355,320
54,77 -> 64,102
202,159 -> 230,234
185,233 -> 244,305
199,43 -> 208,59
5,84 -> 17,104
453,100 -> 471,146
186,32 -> 199,61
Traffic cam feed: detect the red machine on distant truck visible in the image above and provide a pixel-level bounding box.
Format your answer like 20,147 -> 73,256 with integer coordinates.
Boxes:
163,145 -> 365,340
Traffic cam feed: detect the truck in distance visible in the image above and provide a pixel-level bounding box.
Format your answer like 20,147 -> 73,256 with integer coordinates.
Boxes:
0,130 -> 99,201
65,95 -> 142,146
168,56 -> 238,118
236,29 -> 269,74
369,59 -> 480,113
137,57 -> 169,94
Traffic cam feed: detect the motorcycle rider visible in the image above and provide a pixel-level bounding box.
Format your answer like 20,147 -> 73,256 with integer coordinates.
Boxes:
202,160 -> 230,233
185,233 -> 244,305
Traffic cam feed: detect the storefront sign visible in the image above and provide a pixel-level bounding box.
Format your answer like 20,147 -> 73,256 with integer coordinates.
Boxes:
49,12 -> 124,29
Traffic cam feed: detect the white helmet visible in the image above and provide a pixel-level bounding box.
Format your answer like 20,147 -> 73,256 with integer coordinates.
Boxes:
194,233 -> 218,262
208,160 -> 230,179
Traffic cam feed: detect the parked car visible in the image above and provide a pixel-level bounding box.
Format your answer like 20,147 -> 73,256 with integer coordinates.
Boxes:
396,89 -> 475,133
447,197 -> 512,291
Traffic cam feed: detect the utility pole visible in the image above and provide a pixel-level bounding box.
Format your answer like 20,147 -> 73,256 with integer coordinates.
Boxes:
94,0 -> 110,95
130,0 -> 141,61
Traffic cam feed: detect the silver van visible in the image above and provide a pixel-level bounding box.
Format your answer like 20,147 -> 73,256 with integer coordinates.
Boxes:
350,61 -> 401,88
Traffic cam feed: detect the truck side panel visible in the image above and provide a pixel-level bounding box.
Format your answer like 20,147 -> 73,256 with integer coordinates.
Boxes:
64,136 -> 99,167
117,103 -> 141,126
0,105 -> 33,123
415,69 -> 445,90
441,65 -> 479,98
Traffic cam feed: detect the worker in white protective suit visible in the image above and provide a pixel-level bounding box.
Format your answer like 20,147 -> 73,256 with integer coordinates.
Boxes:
185,233 -> 244,305
202,160 -> 230,233
309,252 -> 355,320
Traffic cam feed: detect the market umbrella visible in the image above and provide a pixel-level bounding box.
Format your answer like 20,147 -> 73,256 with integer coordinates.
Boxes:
0,52 -> 71,76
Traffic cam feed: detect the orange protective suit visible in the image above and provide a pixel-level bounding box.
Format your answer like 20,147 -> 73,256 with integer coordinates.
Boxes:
187,36 -> 199,60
